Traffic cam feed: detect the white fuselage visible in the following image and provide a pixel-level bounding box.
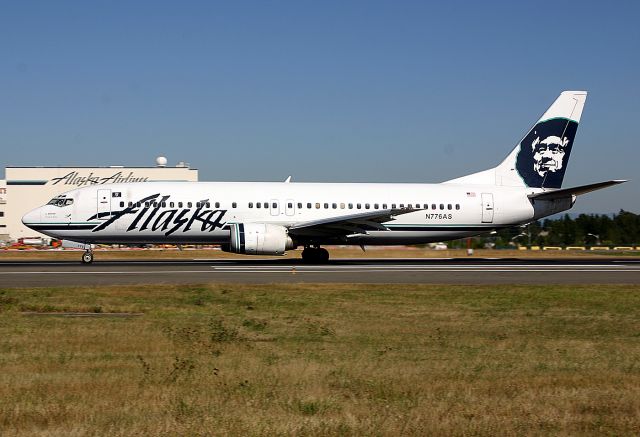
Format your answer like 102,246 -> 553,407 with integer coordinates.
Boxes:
21,181 -> 560,247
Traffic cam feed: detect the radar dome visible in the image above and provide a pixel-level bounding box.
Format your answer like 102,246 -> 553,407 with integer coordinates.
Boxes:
156,156 -> 167,167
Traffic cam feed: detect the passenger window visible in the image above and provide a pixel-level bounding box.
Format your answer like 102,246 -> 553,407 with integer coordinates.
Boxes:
264,202 -> 269,208
374,203 -> 379,209
423,204 -> 428,209
348,203 -> 353,209
340,203 -> 345,209
432,204 -> 436,210
447,204 -> 452,210
206,202 -> 210,208
456,204 -> 460,210
256,203 -> 261,208
332,203 -> 337,209
315,203 -> 320,209
391,203 -> 396,209
357,203 -> 361,209
188,202 -> 192,208
119,201 -> 124,207
288,203 -> 293,208
170,202 -> 174,208
307,203 -> 312,209
178,202 -> 183,208
399,203 -> 404,208
365,203 -> 370,209
215,202 -> 220,208
232,202 -> 237,208
153,202 -> 159,207
249,202 -> 253,208
272,202 -> 277,209
324,203 -> 329,209
128,201 -> 133,207
382,203 -> 387,209
297,203 -> 302,209
440,204 -> 444,210
162,202 -> 167,207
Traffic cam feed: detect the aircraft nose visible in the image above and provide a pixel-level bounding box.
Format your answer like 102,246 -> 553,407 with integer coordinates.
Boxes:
22,208 -> 41,227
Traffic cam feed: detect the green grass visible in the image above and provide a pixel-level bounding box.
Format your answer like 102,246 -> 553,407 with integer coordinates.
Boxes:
1,283 -> 640,435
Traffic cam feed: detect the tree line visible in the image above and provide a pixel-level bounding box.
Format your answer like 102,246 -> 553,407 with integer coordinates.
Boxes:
452,210 -> 640,248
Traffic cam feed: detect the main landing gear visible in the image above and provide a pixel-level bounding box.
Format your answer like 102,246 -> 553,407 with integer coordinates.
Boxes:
81,250 -> 94,264
301,246 -> 329,263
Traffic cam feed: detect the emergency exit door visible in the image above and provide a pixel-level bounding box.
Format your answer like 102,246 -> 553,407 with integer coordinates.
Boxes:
481,193 -> 494,223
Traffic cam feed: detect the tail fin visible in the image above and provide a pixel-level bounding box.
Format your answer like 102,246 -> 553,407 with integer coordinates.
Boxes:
495,91 -> 587,188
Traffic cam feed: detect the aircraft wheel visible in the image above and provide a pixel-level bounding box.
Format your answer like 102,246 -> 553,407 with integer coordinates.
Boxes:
301,247 -> 329,264
318,248 -> 330,263
301,248 -> 314,263
82,251 -> 94,264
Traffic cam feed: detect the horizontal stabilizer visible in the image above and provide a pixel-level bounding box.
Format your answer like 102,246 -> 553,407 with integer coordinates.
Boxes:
528,180 -> 627,200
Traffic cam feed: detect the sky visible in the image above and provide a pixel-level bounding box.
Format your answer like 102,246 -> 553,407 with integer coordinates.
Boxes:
1,0 -> 638,213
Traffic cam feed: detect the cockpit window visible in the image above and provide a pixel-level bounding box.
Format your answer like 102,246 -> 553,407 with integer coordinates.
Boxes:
47,196 -> 74,207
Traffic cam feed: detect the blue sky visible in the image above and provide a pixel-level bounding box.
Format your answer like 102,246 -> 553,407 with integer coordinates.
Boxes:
1,1 -> 638,213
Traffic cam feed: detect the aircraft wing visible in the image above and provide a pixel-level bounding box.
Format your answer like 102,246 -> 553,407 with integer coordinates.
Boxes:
528,180 -> 627,201
288,208 -> 418,237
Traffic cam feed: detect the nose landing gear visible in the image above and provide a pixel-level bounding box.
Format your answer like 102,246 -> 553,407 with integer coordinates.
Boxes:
81,250 -> 94,264
301,246 -> 329,263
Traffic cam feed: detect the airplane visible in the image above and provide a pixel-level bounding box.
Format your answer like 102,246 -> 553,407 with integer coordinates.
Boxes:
22,91 -> 626,264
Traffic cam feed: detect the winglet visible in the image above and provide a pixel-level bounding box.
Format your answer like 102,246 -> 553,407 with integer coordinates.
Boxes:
284,176 -> 292,183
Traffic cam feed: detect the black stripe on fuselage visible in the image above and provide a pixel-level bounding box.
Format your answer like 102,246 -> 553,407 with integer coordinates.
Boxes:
27,224 -> 97,231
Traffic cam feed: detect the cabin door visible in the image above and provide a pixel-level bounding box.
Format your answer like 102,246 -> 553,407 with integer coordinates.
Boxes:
97,189 -> 111,220
481,193 -> 494,223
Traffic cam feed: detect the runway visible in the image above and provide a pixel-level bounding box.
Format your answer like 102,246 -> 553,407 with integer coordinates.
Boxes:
1,258 -> 640,286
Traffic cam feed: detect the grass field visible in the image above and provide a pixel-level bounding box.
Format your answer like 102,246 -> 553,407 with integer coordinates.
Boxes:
1,283 -> 640,435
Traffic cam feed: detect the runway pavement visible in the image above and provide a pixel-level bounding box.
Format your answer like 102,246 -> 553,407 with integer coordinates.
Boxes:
1,257 -> 640,286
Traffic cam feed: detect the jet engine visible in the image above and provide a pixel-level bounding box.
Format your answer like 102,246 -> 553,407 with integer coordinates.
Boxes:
225,223 -> 295,255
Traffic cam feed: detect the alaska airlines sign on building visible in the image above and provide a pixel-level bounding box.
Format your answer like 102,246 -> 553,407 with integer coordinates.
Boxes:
4,166 -> 198,240
8,170 -> 157,186
50,171 -> 150,186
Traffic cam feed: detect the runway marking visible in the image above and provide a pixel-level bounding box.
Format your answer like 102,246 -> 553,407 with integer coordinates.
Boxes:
211,264 -> 633,272
210,269 -> 640,273
1,268 -> 639,275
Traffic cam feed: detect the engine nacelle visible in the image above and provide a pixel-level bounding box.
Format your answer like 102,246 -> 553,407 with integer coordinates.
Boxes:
226,223 -> 295,255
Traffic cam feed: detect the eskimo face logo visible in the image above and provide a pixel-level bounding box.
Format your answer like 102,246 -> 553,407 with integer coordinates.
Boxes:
531,135 -> 569,177
515,118 -> 578,189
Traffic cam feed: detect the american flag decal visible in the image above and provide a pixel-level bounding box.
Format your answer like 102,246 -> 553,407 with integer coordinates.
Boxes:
466,192 -> 476,197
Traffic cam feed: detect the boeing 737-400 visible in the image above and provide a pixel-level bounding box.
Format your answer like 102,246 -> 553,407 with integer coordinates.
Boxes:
22,91 -> 626,263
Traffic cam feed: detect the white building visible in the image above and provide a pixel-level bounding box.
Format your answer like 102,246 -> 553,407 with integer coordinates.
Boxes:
0,180 -> 7,241
1,163 -> 198,241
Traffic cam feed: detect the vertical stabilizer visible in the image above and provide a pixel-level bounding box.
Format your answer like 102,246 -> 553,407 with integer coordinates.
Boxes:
495,91 -> 587,188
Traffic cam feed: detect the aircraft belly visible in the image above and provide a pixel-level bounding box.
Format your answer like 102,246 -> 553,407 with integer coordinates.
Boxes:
346,230 -> 480,245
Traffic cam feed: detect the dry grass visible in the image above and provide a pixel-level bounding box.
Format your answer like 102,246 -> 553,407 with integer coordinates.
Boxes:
1,283 -> 640,436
